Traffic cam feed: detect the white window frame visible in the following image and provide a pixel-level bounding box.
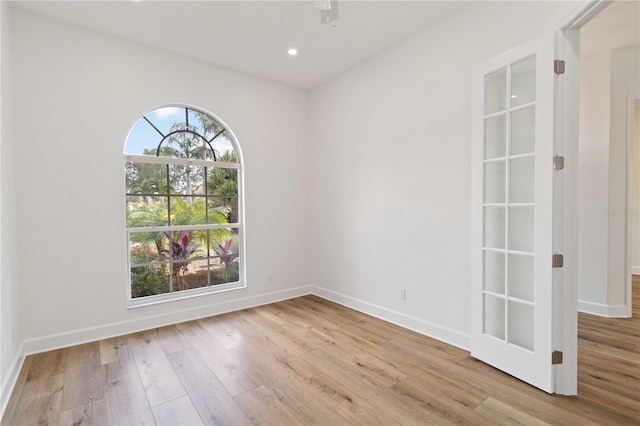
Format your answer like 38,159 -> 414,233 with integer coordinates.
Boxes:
124,107 -> 246,308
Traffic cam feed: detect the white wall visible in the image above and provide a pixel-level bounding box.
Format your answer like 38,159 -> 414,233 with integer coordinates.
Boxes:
0,1 -> 21,411
309,1 -> 580,348
10,9 -> 311,352
578,52 -> 610,307
577,45 -> 639,316
608,46 -> 639,311
578,46 -> 640,316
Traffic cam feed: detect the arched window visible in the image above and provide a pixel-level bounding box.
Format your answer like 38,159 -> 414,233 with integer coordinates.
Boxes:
124,106 -> 244,305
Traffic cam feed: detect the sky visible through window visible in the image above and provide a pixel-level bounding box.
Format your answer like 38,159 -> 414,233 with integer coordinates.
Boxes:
125,107 -> 235,157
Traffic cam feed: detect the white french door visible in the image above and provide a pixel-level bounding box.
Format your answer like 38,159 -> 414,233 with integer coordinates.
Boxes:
471,32 -> 559,393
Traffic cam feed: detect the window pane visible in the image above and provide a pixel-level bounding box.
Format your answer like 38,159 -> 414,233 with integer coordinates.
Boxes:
170,258 -> 210,293
485,68 -> 507,115
207,167 -> 239,223
169,197 -> 209,226
145,107 -> 184,136
131,264 -> 170,298
188,109 -> 225,144
210,229 -> 240,285
125,119 -> 164,155
169,165 -> 205,195
211,133 -> 238,162
159,128 -> 209,160
126,196 -> 168,228
125,162 -> 167,195
129,232 -> 168,263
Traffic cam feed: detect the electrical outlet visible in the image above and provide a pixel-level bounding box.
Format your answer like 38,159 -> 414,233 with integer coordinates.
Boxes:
400,289 -> 406,301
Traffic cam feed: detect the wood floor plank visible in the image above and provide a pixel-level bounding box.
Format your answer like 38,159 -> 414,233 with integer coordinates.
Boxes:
153,324 -> 190,355
103,359 -> 156,426
61,342 -> 105,411
177,320 -> 258,396
151,395 -> 204,426
576,380 -> 640,422
99,335 -> 131,365
10,389 -> 63,426
167,347 -> 251,425
17,374 -> 64,405
301,372 -> 402,425
302,348 -> 453,425
579,338 -> 640,364
229,344 -> 350,425
234,385 -> 304,426
251,302 -> 293,325
26,348 -> 68,381
1,355 -> 33,425
392,373 -> 490,425
198,315 -> 248,349
59,400 -> 107,426
10,374 -> 64,426
127,330 -> 187,407
475,397 -> 553,426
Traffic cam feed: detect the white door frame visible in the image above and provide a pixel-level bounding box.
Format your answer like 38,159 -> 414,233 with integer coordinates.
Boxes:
626,99 -> 639,314
554,0 -> 612,395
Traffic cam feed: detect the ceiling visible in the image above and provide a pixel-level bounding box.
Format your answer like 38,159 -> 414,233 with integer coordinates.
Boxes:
10,0 -> 466,89
580,0 -> 640,57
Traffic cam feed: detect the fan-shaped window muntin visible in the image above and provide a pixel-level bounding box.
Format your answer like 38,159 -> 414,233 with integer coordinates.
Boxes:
124,106 -> 244,305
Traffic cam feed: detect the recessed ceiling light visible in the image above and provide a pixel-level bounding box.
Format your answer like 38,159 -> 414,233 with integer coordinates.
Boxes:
287,48 -> 298,56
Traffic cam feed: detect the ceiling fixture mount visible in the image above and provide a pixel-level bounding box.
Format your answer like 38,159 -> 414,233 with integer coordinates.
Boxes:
314,0 -> 339,26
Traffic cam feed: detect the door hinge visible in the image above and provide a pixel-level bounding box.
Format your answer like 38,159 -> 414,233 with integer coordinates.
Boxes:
553,155 -> 565,170
554,60 -> 565,75
552,254 -> 564,268
552,350 -> 563,365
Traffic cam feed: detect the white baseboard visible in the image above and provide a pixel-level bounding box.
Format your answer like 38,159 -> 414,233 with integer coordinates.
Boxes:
21,285 -> 312,356
1,341 -> 25,419
632,267 -> 640,275
577,300 -> 630,318
311,285 -> 470,350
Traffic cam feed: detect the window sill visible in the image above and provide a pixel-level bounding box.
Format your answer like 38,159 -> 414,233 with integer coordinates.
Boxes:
127,281 -> 246,309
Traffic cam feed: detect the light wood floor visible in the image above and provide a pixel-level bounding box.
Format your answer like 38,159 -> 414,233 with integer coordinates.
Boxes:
3,283 -> 639,425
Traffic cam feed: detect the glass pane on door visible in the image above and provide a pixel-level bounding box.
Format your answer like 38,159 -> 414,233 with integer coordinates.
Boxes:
511,107 -> 535,155
484,207 -> 505,249
485,161 -> 506,203
484,294 -> 505,340
511,56 -> 536,107
485,68 -> 507,114
510,157 -> 535,203
485,115 -> 507,159
508,301 -> 534,351
484,251 -> 505,295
